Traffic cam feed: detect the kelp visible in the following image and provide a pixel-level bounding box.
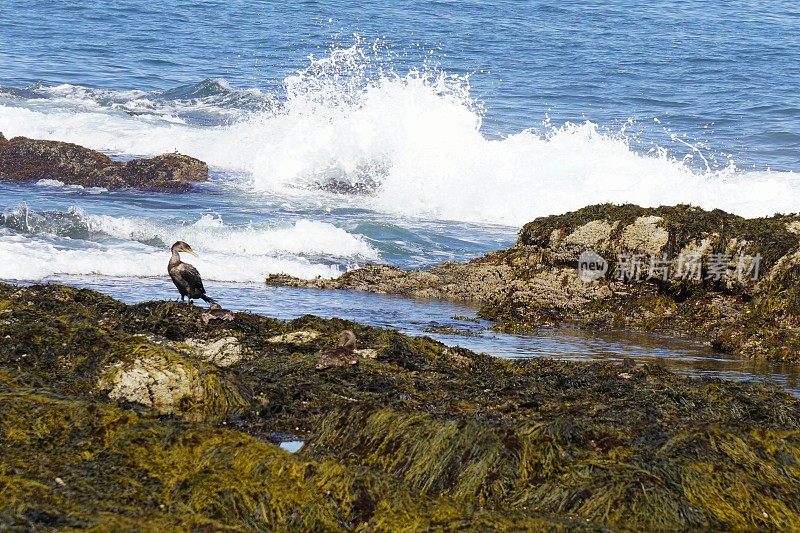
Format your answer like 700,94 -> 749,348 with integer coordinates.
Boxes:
1,282 -> 799,530
0,384 -> 597,532
307,401 -> 800,531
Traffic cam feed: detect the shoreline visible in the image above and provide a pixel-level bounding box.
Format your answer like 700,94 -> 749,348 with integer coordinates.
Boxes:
269,203 -> 800,363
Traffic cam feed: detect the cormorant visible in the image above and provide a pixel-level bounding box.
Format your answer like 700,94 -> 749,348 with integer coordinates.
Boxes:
316,330 -> 359,370
168,241 -> 215,304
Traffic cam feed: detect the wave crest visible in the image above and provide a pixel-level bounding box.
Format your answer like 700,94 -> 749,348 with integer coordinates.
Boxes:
1,41 -> 798,225
0,205 -> 377,282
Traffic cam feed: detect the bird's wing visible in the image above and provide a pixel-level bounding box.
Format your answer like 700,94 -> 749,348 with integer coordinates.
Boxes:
178,263 -> 206,293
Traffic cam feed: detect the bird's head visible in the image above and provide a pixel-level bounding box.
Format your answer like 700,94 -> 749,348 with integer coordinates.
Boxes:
171,241 -> 198,257
339,330 -> 357,349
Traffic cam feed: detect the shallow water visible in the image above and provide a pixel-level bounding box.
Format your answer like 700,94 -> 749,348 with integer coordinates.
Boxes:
31,275 -> 800,397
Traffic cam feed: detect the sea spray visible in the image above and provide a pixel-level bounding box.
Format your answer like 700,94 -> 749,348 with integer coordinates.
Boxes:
1,43 -> 798,226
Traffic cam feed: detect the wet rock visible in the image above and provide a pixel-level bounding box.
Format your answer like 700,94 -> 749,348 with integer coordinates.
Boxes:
119,152 -> 207,190
2,283 -> 800,531
268,203 -> 800,361
0,134 -> 208,191
268,261 -> 513,304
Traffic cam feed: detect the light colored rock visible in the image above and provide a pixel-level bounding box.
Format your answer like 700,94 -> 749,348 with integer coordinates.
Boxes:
555,220 -> 616,260
267,330 -> 321,345
787,221 -> 800,235
443,348 -> 473,369
354,348 -> 378,359
99,354 -> 204,415
620,216 -> 669,256
184,336 -> 244,367
760,249 -> 800,285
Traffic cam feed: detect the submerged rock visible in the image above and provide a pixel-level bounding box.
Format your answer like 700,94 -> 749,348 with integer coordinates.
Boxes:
269,203 -> 800,362
0,133 -> 208,191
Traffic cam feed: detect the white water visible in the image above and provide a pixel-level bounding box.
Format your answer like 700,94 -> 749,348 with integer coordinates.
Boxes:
2,47 -> 798,226
0,205 -> 377,282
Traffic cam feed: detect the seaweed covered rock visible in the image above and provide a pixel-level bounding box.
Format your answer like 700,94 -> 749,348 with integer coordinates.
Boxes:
308,402 -> 800,531
269,203 -> 800,362
0,133 -> 208,191
0,284 -> 246,422
1,282 -> 799,530
0,385 -> 589,531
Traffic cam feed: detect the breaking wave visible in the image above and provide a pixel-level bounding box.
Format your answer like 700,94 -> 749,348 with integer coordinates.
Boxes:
1,41 -> 798,226
0,205 -> 377,281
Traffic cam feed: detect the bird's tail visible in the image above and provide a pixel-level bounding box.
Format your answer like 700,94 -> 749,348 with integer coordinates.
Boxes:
201,294 -> 217,304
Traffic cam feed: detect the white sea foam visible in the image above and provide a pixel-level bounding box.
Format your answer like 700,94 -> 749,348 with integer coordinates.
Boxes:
82,212 -> 379,258
1,45 -> 798,226
35,179 -> 66,187
0,207 -> 377,282
0,232 -> 344,282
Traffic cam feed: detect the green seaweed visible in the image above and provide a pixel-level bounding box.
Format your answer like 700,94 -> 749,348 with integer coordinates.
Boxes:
1,282 -> 800,530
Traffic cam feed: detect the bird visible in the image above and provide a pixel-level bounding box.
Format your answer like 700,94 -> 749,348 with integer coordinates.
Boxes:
168,241 -> 215,304
201,302 -> 234,324
316,330 -> 359,370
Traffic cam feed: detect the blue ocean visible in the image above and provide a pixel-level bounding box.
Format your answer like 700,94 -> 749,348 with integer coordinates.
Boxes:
1,1 -> 799,388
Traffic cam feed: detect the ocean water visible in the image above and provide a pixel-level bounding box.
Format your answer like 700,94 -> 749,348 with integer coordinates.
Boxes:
1,1 -> 799,390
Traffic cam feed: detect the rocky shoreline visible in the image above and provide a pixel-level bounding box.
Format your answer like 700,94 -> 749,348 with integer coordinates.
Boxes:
269,204 -> 800,363
1,282 -> 800,530
0,133 -> 208,191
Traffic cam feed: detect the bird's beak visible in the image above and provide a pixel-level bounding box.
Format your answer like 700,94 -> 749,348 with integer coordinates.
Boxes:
185,247 -> 199,258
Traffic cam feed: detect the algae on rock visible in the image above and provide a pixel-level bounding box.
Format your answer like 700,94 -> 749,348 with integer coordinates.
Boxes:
2,282 -> 800,530
268,203 -> 800,362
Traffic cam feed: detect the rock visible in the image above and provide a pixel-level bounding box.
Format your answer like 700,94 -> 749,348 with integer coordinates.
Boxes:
619,215 -> 669,256
120,152 -> 208,190
99,353 -> 205,414
183,336 -> 244,367
267,330 -> 321,344
268,261 -> 513,304
0,133 -> 208,191
96,349 -> 245,420
3,282 -> 800,531
267,203 -> 800,362
354,348 -> 378,359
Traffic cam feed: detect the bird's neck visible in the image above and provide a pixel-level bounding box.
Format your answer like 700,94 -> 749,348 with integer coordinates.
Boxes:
169,249 -> 181,268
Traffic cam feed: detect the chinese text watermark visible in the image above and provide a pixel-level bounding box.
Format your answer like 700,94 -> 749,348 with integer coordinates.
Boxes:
578,251 -> 761,283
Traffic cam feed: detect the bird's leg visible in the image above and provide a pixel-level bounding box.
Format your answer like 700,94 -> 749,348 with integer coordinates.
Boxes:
188,299 -> 194,305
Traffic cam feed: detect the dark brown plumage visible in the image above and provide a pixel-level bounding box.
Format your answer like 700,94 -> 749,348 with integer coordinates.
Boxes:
316,330 -> 359,370
168,241 -> 215,304
201,303 -> 234,324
